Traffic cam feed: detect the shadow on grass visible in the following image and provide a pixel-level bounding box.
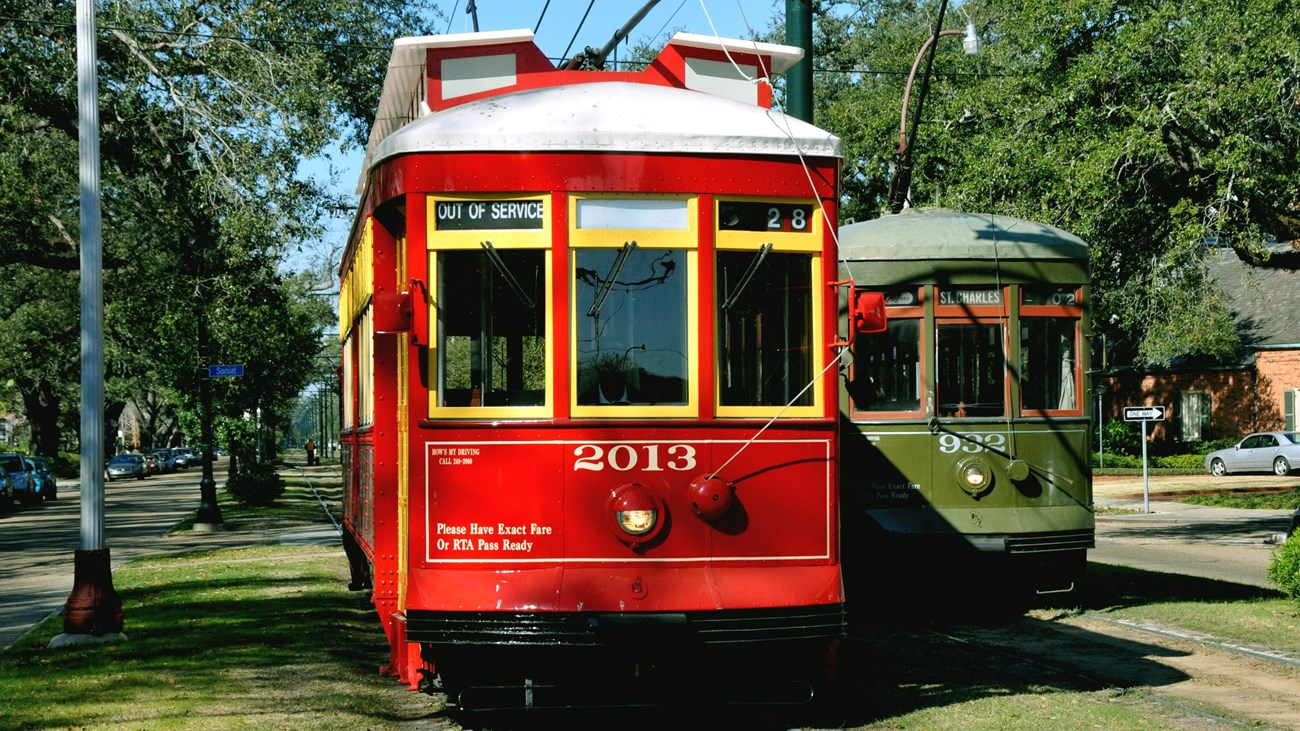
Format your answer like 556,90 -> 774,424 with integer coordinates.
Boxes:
0,553 -> 424,730
804,560 -> 1283,729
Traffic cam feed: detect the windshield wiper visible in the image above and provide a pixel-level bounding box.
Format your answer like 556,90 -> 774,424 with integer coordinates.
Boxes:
480,240 -> 536,309
586,241 -> 637,318
721,242 -> 773,311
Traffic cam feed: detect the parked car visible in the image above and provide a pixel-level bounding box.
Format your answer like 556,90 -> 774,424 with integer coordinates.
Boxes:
1204,431 -> 1300,476
0,452 -> 40,504
106,454 -> 148,481
152,449 -> 176,474
0,466 -> 13,511
170,447 -> 193,469
25,456 -> 56,501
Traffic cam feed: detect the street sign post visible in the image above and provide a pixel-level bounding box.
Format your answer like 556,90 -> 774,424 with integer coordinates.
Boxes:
207,365 -> 245,378
1123,405 -> 1166,512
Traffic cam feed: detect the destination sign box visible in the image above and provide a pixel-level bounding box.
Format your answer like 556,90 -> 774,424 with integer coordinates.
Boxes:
938,287 -> 1003,306
435,200 -> 544,231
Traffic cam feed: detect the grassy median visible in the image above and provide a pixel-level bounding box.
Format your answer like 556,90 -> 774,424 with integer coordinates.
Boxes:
0,467 -> 443,730
2,466 -> 1297,729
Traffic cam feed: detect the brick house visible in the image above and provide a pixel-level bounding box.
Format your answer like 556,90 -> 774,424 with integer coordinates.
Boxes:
1098,246 -> 1300,449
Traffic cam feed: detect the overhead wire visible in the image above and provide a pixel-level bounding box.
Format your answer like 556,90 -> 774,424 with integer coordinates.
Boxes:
697,0 -> 856,479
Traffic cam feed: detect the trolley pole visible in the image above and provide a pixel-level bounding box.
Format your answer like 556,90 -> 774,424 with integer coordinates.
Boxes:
55,0 -> 124,645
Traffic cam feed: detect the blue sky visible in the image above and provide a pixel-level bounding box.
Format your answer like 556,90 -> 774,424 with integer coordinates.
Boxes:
449,0 -> 781,62
293,1 -> 784,276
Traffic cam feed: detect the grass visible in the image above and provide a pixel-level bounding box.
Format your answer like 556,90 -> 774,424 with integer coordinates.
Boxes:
0,466 -> 443,731
4,462 -> 1299,730
1178,487 -> 1300,510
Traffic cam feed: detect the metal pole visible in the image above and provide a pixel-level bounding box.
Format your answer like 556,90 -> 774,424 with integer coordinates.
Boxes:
785,0 -> 813,122
1141,420 -> 1150,514
1098,390 -> 1104,468
194,300 -> 224,530
57,0 -> 124,642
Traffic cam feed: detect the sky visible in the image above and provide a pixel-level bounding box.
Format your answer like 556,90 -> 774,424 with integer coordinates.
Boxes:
293,1 -> 784,276
447,0 -> 781,63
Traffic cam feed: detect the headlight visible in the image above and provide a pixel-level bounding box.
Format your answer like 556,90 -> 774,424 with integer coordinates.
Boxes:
963,465 -> 987,489
616,508 -> 657,536
605,484 -> 667,547
955,458 -> 994,498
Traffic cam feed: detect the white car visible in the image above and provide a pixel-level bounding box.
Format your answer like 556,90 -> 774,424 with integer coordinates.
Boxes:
1204,431 -> 1300,477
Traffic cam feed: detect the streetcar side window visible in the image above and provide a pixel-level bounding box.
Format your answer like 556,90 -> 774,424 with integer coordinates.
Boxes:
574,247 -> 689,406
437,249 -> 547,407
1020,318 -> 1079,412
716,251 -> 813,407
850,319 -> 921,413
936,322 -> 1005,417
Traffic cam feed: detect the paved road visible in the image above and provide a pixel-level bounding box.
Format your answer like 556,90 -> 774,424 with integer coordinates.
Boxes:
1093,497 -> 1294,589
0,462 -> 257,650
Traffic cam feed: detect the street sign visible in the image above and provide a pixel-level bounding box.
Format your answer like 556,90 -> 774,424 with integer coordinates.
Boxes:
207,364 -> 245,378
1123,405 -> 1165,421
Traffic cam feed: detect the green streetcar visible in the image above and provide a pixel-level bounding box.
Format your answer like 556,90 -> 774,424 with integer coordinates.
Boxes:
837,208 -> 1094,607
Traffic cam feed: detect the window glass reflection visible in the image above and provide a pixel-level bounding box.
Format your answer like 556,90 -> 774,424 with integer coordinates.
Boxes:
1020,319 -> 1078,412
851,319 -> 921,412
575,247 -> 687,406
716,251 -> 812,407
936,322 -> 1005,417
438,250 -> 546,407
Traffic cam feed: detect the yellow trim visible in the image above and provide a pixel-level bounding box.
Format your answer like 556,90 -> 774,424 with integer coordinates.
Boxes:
569,194 -> 698,249
396,330 -> 409,612
571,250 -> 699,419
427,194 -> 550,249
425,249 -> 555,419
715,196 -> 823,252
715,254 -> 824,418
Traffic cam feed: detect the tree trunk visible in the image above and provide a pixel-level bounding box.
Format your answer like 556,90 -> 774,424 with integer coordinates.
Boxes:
18,378 -> 62,457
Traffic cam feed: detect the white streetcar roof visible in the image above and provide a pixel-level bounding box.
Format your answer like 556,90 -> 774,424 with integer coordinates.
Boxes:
370,80 -> 842,165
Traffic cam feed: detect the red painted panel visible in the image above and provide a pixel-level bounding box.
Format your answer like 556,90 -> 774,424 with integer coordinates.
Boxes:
372,152 -> 837,203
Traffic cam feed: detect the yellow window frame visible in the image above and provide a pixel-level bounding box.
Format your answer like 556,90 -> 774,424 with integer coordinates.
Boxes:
714,242 -> 825,419
425,194 -> 553,420
569,194 -> 698,249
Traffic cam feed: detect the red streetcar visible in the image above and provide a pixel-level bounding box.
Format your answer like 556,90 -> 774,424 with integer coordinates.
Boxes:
338,28 -> 847,709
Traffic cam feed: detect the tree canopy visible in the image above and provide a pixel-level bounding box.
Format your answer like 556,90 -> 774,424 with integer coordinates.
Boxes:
0,0 -> 437,458
804,0 -> 1300,365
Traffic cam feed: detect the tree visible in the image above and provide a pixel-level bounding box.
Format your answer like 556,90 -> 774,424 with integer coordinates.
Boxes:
802,0 -> 1300,365
0,0 -> 439,457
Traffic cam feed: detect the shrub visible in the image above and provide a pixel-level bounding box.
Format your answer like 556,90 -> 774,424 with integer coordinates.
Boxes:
223,462 -> 285,507
1103,420 -> 1142,456
1269,531 -> 1300,603
1153,453 -> 1206,470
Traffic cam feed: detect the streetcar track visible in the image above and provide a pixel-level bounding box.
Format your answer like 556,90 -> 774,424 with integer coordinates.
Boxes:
928,624 -> 1264,729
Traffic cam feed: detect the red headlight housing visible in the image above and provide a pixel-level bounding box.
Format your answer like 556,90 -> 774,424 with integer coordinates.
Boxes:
605,483 -> 667,548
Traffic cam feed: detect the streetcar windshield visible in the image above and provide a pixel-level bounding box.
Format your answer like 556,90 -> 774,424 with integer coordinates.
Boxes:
574,247 -> 688,406
437,249 -> 546,407
936,322 -> 1005,417
716,251 -> 813,407
1020,319 -> 1078,411
850,319 -> 920,412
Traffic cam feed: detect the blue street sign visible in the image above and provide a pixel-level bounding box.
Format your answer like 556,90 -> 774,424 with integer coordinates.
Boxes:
208,364 -> 245,378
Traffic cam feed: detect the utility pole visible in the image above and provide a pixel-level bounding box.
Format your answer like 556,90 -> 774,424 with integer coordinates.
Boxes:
54,0 -> 124,646
785,0 -> 813,123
